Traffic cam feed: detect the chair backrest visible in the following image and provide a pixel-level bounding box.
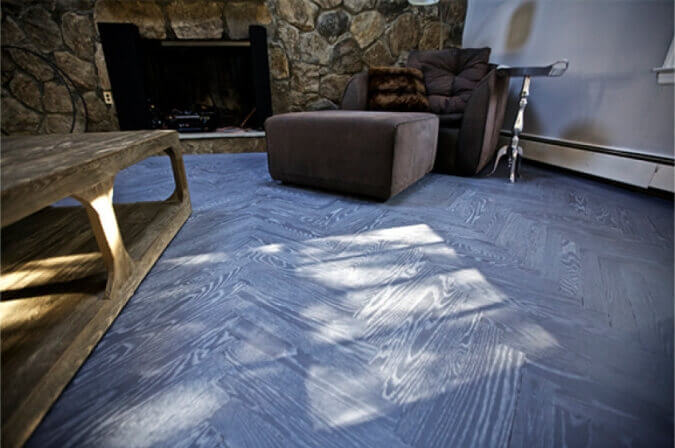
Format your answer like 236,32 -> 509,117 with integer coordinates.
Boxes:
407,48 -> 492,114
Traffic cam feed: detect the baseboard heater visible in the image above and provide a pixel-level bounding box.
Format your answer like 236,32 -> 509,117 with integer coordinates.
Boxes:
499,132 -> 674,193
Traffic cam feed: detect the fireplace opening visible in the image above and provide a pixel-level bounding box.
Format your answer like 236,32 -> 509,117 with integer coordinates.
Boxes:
145,41 -> 257,132
99,23 -> 272,135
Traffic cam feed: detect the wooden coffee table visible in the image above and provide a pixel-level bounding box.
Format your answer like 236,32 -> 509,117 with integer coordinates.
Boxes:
0,130 -> 191,448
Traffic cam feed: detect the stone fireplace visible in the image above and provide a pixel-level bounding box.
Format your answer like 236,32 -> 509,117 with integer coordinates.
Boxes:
1,0 -> 467,148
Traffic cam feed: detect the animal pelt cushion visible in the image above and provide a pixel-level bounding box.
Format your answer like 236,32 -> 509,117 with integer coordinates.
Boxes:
367,66 -> 430,112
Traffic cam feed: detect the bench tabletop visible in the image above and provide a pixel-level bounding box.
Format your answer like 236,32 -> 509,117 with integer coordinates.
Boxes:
1,130 -> 179,227
2,131 -> 177,192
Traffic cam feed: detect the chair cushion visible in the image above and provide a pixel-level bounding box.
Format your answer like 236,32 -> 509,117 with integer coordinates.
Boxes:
407,48 -> 491,114
367,66 -> 430,112
429,97 -> 465,119
437,113 -> 463,128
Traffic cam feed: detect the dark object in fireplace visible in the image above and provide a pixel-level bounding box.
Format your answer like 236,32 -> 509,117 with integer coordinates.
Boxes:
148,101 -> 221,132
164,108 -> 218,132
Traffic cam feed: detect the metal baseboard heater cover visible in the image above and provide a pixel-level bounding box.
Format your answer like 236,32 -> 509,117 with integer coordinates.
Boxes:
501,133 -> 674,192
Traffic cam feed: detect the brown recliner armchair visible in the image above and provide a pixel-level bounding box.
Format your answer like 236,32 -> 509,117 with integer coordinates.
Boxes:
341,47 -> 510,176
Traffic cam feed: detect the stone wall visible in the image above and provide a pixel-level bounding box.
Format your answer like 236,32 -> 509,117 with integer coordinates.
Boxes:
1,0 -> 118,135
266,0 -> 466,112
1,0 -> 466,135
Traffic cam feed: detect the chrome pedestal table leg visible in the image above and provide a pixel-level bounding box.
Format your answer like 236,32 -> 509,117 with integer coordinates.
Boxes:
489,75 -> 530,183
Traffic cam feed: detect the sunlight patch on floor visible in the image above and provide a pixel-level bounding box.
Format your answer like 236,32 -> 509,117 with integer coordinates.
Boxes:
306,363 -> 388,430
103,380 -> 225,448
162,252 -> 230,266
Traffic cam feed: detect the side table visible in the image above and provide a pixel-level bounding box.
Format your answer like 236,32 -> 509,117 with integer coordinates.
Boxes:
489,60 -> 569,182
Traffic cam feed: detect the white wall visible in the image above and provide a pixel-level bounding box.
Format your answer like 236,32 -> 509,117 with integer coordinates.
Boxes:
463,0 -> 674,161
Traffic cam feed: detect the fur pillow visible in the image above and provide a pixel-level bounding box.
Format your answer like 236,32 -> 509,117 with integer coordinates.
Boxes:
367,67 -> 430,112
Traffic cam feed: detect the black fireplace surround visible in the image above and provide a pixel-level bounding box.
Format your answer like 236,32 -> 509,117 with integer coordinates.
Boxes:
98,23 -> 273,132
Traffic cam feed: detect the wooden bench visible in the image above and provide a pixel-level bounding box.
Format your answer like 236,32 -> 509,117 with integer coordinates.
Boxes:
0,130 -> 191,448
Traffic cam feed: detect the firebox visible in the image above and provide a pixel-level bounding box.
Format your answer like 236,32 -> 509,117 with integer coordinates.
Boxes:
98,23 -> 272,133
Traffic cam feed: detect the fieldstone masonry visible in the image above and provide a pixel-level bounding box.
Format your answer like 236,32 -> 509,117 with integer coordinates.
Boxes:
1,0 -> 466,135
1,1 -> 118,135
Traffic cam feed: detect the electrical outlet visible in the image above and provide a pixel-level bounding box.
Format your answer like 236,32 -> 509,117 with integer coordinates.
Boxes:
103,91 -> 113,105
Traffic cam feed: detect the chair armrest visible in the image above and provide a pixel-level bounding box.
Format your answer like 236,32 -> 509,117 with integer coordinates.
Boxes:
456,68 -> 510,175
341,72 -> 369,110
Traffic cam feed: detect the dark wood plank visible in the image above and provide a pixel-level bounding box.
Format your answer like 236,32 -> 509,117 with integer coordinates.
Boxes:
1,130 -> 178,227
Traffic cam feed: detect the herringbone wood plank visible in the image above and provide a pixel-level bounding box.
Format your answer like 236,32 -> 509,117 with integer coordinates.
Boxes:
26,154 -> 673,447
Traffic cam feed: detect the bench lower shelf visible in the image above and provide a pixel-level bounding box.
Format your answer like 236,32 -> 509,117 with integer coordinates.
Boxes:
1,198 -> 190,448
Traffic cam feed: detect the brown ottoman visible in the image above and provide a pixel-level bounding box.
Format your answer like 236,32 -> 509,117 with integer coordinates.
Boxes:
264,110 -> 439,201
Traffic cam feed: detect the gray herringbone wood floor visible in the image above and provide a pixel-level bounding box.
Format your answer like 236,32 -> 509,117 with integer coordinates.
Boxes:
28,154 -> 673,447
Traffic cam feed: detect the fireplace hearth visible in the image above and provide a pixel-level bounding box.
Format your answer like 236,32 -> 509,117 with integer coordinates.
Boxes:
99,23 -> 272,134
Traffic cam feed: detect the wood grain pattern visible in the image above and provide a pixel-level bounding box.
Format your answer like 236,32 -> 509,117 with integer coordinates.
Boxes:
1,130 -> 179,227
18,154 -> 674,448
72,177 -> 134,301
1,131 -> 192,448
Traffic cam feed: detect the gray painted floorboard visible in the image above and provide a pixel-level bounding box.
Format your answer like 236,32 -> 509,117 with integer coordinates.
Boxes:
28,154 -> 673,447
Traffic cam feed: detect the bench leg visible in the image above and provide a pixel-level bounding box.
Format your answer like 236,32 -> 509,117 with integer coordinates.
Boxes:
165,146 -> 189,203
73,177 -> 134,300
